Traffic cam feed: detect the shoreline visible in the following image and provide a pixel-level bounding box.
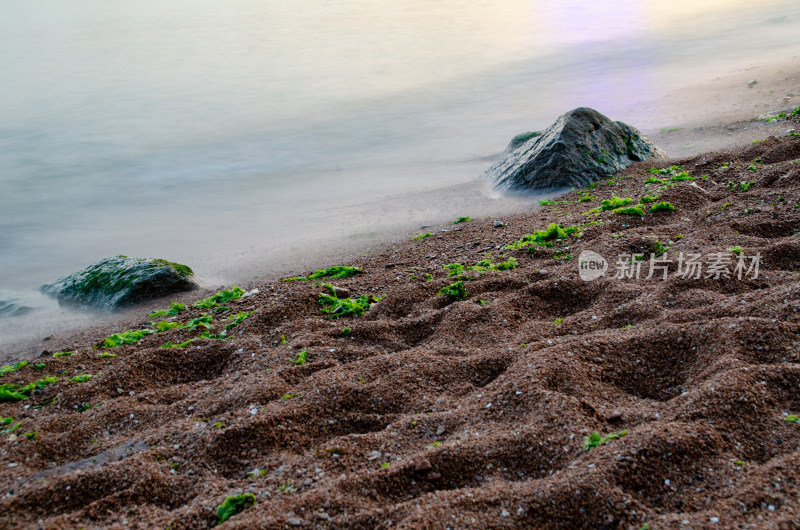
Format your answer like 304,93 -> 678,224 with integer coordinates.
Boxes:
3,97 -> 797,361
1,124 -> 799,526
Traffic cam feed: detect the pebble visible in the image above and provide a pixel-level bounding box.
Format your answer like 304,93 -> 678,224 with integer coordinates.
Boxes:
414,459 -> 433,473
288,517 -> 304,526
493,221 -> 504,228
426,472 -> 442,481
315,512 -> 330,521
606,409 -> 624,423
500,509 -> 510,517
747,80 -> 757,87
436,425 -> 445,436
332,286 -> 350,298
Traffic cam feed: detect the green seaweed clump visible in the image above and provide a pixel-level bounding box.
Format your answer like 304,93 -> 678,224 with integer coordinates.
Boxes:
149,302 -> 186,318
639,194 -> 659,204
453,216 -> 470,224
438,280 -> 467,301
223,311 -> 255,333
291,349 -> 308,366
0,361 -> 28,376
161,339 -> 195,349
318,285 -> 383,319
649,202 -> 675,213
583,429 -> 628,450
613,206 -> 645,216
505,223 -> 569,250
284,266 -> 363,282
601,196 -> 634,211
0,376 -> 58,402
70,374 -> 94,383
53,351 -> 73,358
668,171 -> 694,181
648,165 -> 682,175
185,315 -> 214,331
193,287 -> 245,309
413,232 -> 432,240
216,493 -> 256,525
153,321 -> 182,332
102,329 -> 155,348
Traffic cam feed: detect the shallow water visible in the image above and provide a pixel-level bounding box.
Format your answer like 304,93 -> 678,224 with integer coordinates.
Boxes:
1,0 -> 799,347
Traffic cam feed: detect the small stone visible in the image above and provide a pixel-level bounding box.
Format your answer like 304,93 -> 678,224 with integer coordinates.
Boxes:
493,221 -> 504,228
426,472 -> 442,481
436,425 -> 445,436
747,79 -> 757,87
288,517 -> 304,526
414,459 -> 433,473
500,509 -> 510,517
332,286 -> 350,298
606,409 -> 623,423
538,269 -> 548,275
315,512 -> 330,521
303,478 -> 313,486
37,350 -> 49,358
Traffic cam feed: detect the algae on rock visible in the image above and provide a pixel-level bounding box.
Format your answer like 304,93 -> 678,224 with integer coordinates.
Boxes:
41,256 -> 198,311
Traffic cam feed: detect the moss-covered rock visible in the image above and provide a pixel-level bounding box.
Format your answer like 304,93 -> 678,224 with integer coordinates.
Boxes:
40,256 -> 198,311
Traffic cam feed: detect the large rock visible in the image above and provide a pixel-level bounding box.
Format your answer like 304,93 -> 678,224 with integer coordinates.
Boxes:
484,107 -> 665,191
41,256 -> 199,311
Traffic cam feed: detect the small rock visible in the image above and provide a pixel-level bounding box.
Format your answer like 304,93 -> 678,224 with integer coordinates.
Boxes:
500,509 -> 510,517
426,472 -> 442,481
331,286 -> 350,298
747,79 -> 757,87
606,409 -> 624,423
287,517 -> 304,526
538,269 -> 548,275
37,350 -> 49,358
493,221 -> 504,228
436,425 -> 445,436
315,512 -> 330,521
414,459 -> 433,473
303,478 -> 313,486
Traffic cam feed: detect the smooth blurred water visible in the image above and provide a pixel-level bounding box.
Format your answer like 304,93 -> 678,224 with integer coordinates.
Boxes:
1,0 -> 799,344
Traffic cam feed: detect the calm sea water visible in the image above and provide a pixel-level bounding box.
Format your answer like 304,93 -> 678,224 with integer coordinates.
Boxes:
1,0 -> 799,345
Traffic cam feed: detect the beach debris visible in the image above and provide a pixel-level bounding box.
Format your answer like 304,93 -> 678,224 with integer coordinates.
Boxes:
41,256 -> 198,311
483,107 -> 665,192
493,221 -> 504,227
747,79 -> 757,87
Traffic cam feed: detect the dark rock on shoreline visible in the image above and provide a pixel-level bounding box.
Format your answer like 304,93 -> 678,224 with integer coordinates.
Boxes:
484,107 -> 665,192
40,256 -> 199,311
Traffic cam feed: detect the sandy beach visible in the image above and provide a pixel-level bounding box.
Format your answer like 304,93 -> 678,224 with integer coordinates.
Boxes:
0,91 -> 799,528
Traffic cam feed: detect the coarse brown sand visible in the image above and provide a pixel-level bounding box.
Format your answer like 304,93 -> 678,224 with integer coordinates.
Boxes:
1,123 -> 800,528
